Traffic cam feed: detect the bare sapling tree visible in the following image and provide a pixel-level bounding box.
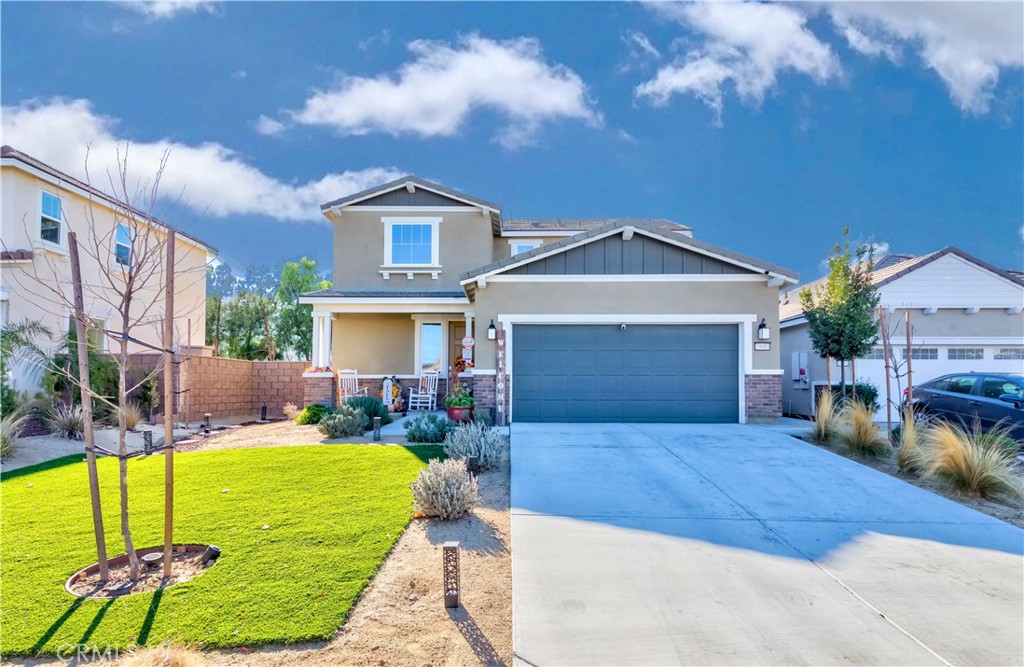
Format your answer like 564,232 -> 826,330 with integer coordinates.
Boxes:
3,145 -> 208,581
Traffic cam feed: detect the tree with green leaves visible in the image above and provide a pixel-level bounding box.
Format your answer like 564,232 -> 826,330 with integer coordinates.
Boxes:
799,225 -> 880,398
205,263 -> 237,356
275,257 -> 331,361
222,290 -> 278,360
1,319 -> 50,414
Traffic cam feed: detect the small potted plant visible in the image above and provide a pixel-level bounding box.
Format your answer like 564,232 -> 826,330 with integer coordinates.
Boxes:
444,381 -> 474,423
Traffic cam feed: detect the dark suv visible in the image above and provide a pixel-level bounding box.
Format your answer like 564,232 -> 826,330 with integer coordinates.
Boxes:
905,373 -> 1024,441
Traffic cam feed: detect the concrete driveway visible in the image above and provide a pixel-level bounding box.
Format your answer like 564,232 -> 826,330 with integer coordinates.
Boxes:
511,423 -> 1023,666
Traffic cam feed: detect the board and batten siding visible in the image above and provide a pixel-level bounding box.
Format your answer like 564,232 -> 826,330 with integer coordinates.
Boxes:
507,234 -> 754,276
355,189 -> 469,208
880,254 -> 1023,309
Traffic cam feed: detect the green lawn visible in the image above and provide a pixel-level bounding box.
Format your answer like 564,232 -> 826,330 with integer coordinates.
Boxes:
0,444 -> 442,656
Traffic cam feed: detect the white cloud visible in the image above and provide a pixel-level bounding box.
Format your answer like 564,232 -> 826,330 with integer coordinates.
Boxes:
254,114 -> 286,136
636,2 -> 840,125
827,3 -> 1023,114
283,34 -> 601,149
2,98 -> 401,223
119,0 -> 218,20
624,30 -> 661,61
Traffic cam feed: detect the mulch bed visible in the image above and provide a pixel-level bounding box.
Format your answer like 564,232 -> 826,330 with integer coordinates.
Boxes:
68,548 -> 213,598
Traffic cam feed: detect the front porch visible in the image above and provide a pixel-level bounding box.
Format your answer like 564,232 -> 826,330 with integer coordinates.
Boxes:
299,291 -> 498,419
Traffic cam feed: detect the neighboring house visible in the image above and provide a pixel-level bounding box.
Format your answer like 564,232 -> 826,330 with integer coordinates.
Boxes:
779,247 -> 1024,420
299,176 -> 798,424
1,145 -> 215,395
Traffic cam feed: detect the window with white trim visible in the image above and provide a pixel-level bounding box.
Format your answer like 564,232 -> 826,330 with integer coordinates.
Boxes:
383,217 -> 440,267
115,224 -> 132,266
947,348 -> 983,361
995,347 -> 1024,360
509,239 -> 541,256
419,323 -> 442,373
40,191 -> 62,245
902,347 -> 938,360
859,348 -> 886,360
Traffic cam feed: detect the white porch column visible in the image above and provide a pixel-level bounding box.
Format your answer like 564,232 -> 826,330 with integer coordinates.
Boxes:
322,314 -> 333,369
464,312 -> 474,363
311,312 -> 324,367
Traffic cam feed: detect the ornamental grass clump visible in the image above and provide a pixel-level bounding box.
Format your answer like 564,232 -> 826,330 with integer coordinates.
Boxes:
895,408 -> 924,473
444,421 -> 503,471
410,457 -> 478,521
838,400 -> 890,457
0,411 -> 27,461
120,401 -> 144,430
810,389 -> 839,443
47,403 -> 85,440
119,642 -> 206,667
920,420 -> 1022,498
317,405 -> 369,438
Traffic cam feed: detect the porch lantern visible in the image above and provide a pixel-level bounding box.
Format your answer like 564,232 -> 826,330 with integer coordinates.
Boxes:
487,320 -> 496,340
757,318 -> 770,341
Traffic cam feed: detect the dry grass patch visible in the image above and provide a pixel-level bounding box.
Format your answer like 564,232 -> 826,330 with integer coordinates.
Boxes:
895,409 -> 923,473
921,421 -> 1022,498
119,643 -> 207,667
121,401 -> 144,430
838,400 -> 890,457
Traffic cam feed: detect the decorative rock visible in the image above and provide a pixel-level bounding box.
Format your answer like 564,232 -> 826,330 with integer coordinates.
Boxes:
261,524 -> 270,530
222,488 -> 230,493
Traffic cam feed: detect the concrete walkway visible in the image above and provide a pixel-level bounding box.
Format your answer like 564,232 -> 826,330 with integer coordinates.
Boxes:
511,423 -> 1023,666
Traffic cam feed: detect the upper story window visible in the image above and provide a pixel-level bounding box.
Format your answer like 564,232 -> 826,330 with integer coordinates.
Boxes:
40,191 -> 62,245
509,239 -> 541,256
383,216 -> 440,267
115,224 -> 132,266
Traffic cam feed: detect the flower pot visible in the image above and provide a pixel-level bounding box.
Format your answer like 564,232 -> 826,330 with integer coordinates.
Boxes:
446,406 -> 474,423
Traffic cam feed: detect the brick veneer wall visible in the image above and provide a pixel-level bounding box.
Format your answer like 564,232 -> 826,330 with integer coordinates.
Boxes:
745,374 -> 782,420
472,374 -> 496,422
304,375 -> 336,410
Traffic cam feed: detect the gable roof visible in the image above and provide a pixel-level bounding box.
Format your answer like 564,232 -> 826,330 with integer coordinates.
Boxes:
778,246 -> 1024,323
502,217 -> 693,235
460,218 -> 798,285
1,145 -> 217,255
320,175 -> 501,212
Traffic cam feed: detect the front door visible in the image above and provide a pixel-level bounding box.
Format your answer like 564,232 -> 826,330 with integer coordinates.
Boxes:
449,322 -> 467,375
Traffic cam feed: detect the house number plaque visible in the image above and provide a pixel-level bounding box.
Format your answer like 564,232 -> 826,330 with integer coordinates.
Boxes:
754,342 -> 771,352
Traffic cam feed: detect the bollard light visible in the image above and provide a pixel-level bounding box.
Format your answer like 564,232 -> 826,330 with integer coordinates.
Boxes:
203,413 -> 212,434
142,430 -> 154,453
443,541 -> 460,608
372,416 -> 381,440
261,405 -> 267,421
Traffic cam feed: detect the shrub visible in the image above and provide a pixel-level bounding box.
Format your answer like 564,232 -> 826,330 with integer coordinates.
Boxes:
345,396 -> 393,426
810,389 -> 839,444
838,400 -> 890,457
1,411 -> 27,461
282,402 -> 300,420
121,401 -> 144,430
48,403 -> 85,440
318,405 -> 369,438
895,408 -> 923,473
824,383 -> 880,412
404,412 -> 454,443
473,410 -> 493,428
410,458 -> 478,520
444,421 -> 503,471
295,403 -> 330,425
920,421 -> 1022,498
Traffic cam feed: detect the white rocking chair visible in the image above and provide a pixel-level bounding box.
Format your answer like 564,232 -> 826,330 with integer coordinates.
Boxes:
338,369 -> 369,402
408,371 -> 439,411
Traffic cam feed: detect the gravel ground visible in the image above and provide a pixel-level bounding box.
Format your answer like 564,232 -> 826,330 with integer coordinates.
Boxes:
176,419 -> 418,451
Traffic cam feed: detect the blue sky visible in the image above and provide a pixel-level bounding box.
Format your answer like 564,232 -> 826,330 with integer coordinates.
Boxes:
2,1 -> 1022,281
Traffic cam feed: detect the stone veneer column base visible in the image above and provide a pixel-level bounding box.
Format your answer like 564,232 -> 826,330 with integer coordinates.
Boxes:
303,372 -> 336,409
745,374 -> 782,420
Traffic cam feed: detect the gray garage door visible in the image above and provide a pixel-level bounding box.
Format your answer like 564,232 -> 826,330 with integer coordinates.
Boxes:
512,324 -> 739,423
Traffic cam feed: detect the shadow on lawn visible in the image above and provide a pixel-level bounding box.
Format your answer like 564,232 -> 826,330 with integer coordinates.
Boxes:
137,588 -> 164,645
447,606 -> 505,667
29,596 -> 87,654
2,454 -> 86,481
77,599 -> 115,646
401,445 -> 446,465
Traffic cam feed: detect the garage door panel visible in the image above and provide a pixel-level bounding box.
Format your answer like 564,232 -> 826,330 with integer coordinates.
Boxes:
513,324 -> 739,423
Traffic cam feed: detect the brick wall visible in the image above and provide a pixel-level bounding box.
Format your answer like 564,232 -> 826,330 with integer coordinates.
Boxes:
472,374 -> 497,423
130,353 -> 306,420
304,375 -> 336,410
745,374 -> 782,420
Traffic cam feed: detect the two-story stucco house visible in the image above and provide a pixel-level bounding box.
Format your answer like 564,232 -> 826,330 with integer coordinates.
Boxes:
779,247 -> 1024,420
300,176 -> 798,424
1,145 -> 215,395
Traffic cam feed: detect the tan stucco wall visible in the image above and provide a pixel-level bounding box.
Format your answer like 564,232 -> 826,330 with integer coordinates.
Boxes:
471,281 -> 782,371
1,166 -> 210,394
331,313 -> 415,375
333,209 -> 496,291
